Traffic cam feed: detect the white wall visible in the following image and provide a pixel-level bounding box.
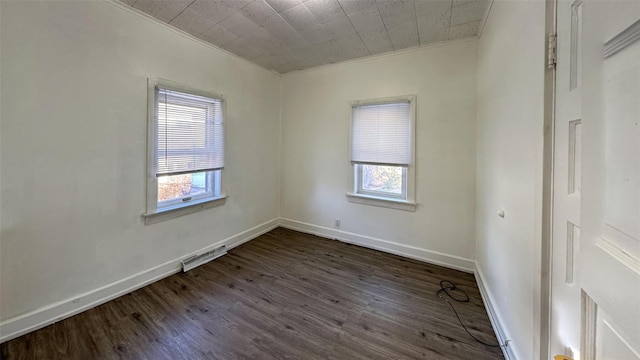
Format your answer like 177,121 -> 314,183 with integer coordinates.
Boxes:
0,0 -> 280,335
475,1 -> 547,359
0,0 -> 551,350
280,40 -> 478,270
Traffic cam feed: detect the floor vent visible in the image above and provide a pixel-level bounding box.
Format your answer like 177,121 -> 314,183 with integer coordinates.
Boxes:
181,245 -> 227,272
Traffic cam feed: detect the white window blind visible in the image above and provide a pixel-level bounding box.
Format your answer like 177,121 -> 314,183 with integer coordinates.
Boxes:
351,101 -> 411,166
155,87 -> 224,177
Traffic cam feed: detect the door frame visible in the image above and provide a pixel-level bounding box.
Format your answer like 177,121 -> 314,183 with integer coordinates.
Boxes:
540,0 -> 558,359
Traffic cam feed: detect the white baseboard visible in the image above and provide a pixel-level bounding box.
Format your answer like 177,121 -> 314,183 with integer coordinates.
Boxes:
278,218 -> 475,273
1,218 -> 499,349
279,218 -> 517,358
0,218 -> 279,344
474,264 -> 519,360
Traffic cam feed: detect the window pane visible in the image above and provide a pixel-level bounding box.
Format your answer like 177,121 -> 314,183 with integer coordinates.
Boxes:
158,172 -> 210,203
361,165 -> 403,194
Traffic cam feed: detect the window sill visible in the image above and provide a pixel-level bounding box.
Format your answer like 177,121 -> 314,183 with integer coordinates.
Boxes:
142,194 -> 228,225
346,193 -> 417,212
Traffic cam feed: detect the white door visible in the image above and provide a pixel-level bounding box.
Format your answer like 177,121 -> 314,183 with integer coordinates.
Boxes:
550,0 -> 584,357
550,1 -> 640,359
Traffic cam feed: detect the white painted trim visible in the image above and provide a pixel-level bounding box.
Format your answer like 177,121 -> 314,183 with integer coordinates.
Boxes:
1,218 -> 507,348
279,219 -> 514,358
603,18 -> 640,58
350,94 -> 415,107
143,194 -> 228,225
144,77 -> 228,223
580,290 -> 597,360
602,318 -> 640,359
474,263 -> 519,360
540,1 -> 558,358
278,218 -> 475,273
595,236 -> 640,276
349,95 -> 417,208
346,193 -> 417,212
0,218 -> 279,344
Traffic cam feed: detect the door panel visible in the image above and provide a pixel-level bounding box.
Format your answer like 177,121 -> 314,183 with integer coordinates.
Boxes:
597,312 -> 640,360
551,1 -> 640,359
581,1 -> 640,358
550,0 -> 583,356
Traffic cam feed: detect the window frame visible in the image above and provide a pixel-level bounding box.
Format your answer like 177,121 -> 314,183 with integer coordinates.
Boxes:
143,78 -> 227,224
156,170 -> 221,209
355,164 -> 408,199
347,95 -> 417,212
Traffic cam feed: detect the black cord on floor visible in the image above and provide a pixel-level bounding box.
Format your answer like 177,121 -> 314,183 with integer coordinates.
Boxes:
436,280 -> 505,348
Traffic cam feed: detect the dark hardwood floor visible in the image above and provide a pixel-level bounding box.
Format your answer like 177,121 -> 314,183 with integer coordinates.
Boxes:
1,228 -> 503,359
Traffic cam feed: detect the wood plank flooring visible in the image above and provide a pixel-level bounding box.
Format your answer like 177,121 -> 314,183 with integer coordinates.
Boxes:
1,228 -> 503,359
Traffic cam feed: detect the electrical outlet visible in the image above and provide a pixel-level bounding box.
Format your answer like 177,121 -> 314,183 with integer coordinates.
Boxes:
335,219 -> 341,228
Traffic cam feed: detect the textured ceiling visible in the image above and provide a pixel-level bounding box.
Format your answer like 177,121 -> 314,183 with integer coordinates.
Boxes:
119,0 -> 488,73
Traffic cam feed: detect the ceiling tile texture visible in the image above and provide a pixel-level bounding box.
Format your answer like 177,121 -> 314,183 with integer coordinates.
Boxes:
122,0 -> 488,73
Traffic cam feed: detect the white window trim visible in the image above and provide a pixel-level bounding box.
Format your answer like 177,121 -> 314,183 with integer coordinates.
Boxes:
156,171 -> 221,209
142,78 -> 228,224
142,195 -> 227,225
346,192 -> 417,212
355,165 -> 408,199
347,95 -> 417,212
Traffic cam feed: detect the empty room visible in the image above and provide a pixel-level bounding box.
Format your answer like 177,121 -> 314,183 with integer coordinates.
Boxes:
1,0 -> 639,359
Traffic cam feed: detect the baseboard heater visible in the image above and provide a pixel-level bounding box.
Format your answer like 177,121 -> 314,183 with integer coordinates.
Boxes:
181,245 -> 227,272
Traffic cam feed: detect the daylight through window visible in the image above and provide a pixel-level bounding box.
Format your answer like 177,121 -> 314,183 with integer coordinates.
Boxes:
350,97 -> 415,203
149,84 -> 225,213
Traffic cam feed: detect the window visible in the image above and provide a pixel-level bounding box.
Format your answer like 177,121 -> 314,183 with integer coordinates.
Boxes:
144,79 -> 226,222
347,96 -> 416,211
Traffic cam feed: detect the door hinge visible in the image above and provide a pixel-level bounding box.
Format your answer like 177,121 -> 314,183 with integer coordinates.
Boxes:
547,33 -> 557,69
